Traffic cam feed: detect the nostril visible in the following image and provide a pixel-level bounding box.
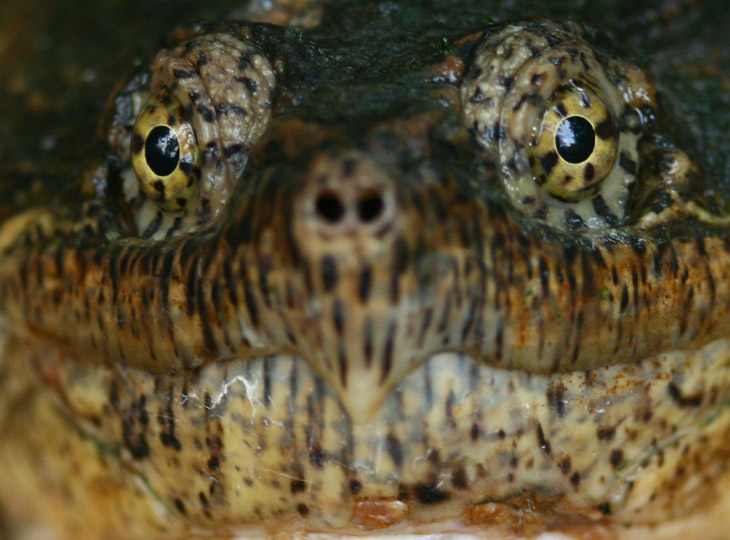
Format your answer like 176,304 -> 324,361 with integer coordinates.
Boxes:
315,191 -> 345,223
357,190 -> 384,223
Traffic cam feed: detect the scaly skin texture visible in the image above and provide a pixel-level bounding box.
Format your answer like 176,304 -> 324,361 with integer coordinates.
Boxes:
2,1 -> 730,539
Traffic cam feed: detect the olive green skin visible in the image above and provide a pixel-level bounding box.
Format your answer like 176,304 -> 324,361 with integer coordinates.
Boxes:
1,1 -> 730,539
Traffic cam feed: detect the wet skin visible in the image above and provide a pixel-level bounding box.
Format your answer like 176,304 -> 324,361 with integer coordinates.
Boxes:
1,1 -> 730,538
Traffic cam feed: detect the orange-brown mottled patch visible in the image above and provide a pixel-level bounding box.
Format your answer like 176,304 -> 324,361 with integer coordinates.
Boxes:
427,54 -> 465,85
354,498 -> 408,530
620,63 -> 658,110
465,501 -> 512,526
465,493 -> 610,538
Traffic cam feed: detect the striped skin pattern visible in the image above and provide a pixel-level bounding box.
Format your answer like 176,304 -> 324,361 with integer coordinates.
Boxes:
1,8 -> 730,540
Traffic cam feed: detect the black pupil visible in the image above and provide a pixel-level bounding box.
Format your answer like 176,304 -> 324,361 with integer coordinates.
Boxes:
145,125 -> 180,176
555,116 -> 595,164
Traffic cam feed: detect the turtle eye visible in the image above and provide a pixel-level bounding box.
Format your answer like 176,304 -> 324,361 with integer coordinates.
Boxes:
461,21 -> 648,232
131,88 -> 199,212
532,85 -> 618,202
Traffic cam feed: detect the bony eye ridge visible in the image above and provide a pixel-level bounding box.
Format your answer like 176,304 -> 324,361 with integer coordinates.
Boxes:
131,88 -> 199,212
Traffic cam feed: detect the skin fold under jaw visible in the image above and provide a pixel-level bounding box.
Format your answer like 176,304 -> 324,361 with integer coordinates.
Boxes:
1,2 -> 730,539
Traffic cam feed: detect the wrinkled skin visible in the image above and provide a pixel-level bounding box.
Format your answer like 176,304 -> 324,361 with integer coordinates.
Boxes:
1,1 -> 730,539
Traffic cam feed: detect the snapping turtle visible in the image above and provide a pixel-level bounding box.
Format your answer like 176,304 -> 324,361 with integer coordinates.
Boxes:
1,1 -> 730,538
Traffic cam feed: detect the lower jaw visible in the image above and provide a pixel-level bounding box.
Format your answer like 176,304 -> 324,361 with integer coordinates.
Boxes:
2,332 -> 730,539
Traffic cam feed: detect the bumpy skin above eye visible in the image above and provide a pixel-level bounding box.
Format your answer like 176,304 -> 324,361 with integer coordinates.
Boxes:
462,20 -> 654,232
116,30 -> 276,239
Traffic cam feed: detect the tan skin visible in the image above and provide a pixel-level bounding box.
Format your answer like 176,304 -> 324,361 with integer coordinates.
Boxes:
1,2 -> 730,539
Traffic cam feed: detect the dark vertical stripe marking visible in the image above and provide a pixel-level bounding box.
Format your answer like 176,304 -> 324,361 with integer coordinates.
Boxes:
381,322 -> 396,382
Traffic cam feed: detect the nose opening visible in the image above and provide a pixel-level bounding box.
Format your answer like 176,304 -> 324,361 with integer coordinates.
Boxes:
314,188 -> 386,225
356,189 -> 384,223
315,191 -> 345,223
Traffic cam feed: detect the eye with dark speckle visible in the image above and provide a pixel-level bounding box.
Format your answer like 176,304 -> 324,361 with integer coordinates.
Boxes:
531,83 -> 618,203
131,88 -> 199,212
461,21 -> 647,232
118,33 -> 277,239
